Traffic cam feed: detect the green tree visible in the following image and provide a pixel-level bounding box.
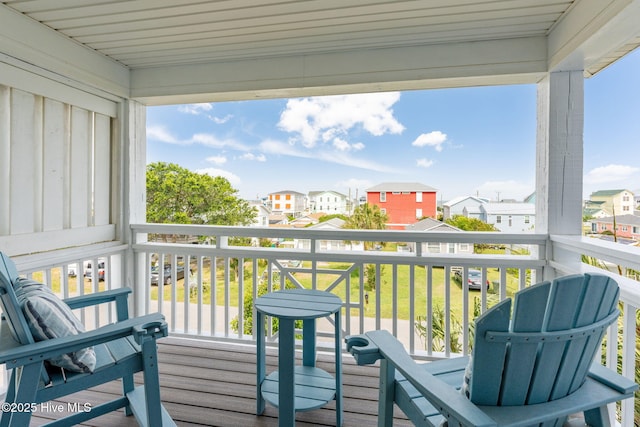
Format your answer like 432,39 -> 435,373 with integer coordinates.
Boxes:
445,215 -> 497,231
344,203 -> 389,250
146,162 -> 256,226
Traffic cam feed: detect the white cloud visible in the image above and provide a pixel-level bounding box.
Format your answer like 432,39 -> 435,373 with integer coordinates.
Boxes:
206,155 -> 227,165
412,131 -> 447,151
191,133 -> 248,150
259,139 -> 399,172
417,158 -> 434,168
584,164 -> 639,184
333,137 -> 364,152
278,92 -> 405,147
147,125 -> 179,144
178,103 -> 213,115
211,114 -> 233,124
195,167 -> 241,186
240,153 -> 267,162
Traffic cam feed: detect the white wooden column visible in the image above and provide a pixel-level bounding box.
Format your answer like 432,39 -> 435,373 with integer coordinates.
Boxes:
536,70 -> 584,275
121,100 -> 147,316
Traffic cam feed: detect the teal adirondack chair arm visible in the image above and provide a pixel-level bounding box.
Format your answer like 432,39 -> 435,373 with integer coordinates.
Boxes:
63,287 -> 132,320
0,313 -> 166,369
346,331 -> 497,427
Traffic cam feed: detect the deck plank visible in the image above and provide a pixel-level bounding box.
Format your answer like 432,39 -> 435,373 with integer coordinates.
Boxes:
28,336 -> 412,426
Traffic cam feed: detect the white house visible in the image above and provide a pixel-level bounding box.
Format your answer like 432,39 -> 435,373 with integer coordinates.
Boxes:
294,218 -> 364,251
267,190 -> 307,218
476,202 -> 536,233
308,191 -> 350,215
247,201 -> 271,227
443,196 -> 488,220
405,218 -> 474,254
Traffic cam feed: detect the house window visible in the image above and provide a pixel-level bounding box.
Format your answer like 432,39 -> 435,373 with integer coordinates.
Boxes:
524,216 -> 530,224
496,216 -> 502,224
381,208 -> 387,215
623,195 -> 629,201
623,206 -> 629,211
392,191 -> 401,195
286,194 -> 291,200
275,203 -> 281,209
448,243 -> 455,254
460,243 -> 469,251
508,216 -> 512,227
275,195 -> 281,200
622,226 -> 628,232
286,203 -> 291,209
380,192 -> 386,202
416,208 -> 422,218
634,226 -> 639,233
427,242 -> 440,253
416,192 -> 422,202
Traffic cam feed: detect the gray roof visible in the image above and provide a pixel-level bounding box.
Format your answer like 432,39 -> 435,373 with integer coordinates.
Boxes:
406,218 -> 461,232
443,195 -> 486,207
481,202 -> 535,215
308,190 -> 348,198
308,218 -> 346,229
366,182 -> 437,193
590,214 -> 640,226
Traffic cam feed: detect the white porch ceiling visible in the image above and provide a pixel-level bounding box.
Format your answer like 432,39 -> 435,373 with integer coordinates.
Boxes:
2,0 -> 577,68
2,0 -> 639,103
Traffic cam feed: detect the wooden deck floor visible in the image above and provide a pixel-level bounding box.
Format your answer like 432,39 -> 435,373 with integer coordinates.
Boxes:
30,336 -> 413,426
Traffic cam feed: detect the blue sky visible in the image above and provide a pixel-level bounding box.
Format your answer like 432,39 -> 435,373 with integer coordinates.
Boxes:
147,49 -> 639,203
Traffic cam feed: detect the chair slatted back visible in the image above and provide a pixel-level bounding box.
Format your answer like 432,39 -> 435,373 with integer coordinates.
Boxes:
0,252 -> 51,384
468,273 -> 619,406
0,253 -> 35,346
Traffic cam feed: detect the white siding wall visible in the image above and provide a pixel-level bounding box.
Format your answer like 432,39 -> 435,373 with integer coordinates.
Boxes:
0,84 -> 117,256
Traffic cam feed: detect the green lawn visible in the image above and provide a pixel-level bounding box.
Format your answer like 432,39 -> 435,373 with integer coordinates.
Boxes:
149,259 -> 526,322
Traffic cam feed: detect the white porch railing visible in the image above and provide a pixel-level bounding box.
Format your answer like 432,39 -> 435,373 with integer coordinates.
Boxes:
5,226 -> 639,426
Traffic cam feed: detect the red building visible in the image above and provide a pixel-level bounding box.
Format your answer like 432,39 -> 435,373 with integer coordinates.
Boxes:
366,182 -> 438,230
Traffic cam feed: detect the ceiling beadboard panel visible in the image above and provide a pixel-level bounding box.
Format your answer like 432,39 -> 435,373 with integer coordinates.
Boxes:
3,0 -> 576,68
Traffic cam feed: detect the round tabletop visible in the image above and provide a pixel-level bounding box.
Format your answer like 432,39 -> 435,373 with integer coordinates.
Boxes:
255,289 -> 342,319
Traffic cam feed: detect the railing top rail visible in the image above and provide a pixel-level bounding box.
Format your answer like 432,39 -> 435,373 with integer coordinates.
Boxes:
551,234 -> 640,271
132,223 -> 549,245
132,241 -> 546,268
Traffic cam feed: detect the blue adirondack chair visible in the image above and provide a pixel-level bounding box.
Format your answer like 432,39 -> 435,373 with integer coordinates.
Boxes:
0,252 -> 176,426
346,273 -> 638,427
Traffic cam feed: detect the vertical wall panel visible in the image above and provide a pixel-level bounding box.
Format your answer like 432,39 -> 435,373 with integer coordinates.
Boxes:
42,98 -> 68,231
94,113 -> 111,226
0,85 -> 10,235
9,89 -> 42,235
69,106 -> 91,228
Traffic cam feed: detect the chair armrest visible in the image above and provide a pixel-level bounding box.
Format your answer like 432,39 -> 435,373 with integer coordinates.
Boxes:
353,330 -> 497,427
63,287 -> 132,320
588,363 -> 638,395
0,313 -> 167,369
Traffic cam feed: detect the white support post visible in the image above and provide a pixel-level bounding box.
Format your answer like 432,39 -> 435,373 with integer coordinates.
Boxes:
536,70 -> 585,278
121,100 -> 147,316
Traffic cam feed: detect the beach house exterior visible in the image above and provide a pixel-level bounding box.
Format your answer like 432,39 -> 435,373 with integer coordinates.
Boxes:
366,183 -> 437,229
589,190 -> 636,216
443,196 -> 488,220
308,191 -> 351,215
267,190 -> 307,218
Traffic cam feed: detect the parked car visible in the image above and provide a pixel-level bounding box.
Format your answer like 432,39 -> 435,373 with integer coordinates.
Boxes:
150,264 -> 185,286
85,259 -> 105,281
453,268 -> 489,290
